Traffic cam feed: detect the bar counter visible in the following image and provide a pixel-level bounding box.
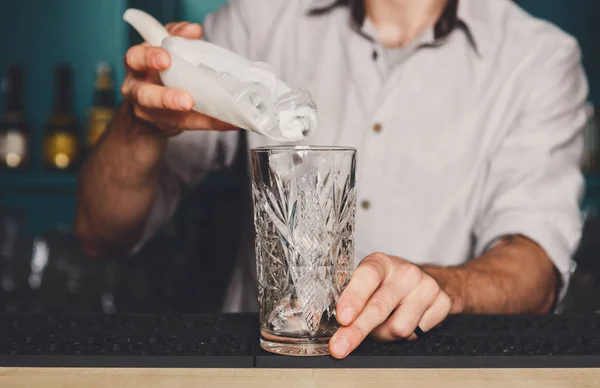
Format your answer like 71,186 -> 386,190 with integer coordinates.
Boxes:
1,313 -> 600,387
2,367 -> 599,388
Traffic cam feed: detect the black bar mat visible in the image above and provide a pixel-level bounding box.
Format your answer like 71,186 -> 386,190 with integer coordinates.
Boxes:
0,313 -> 258,368
3,313 -> 600,368
257,314 -> 600,368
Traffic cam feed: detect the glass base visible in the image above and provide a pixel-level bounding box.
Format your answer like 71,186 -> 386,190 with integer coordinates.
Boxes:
260,332 -> 331,357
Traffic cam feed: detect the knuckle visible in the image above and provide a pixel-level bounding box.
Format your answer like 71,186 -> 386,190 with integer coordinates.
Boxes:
166,22 -> 180,31
366,252 -> 388,263
173,21 -> 190,33
359,261 -> 383,282
389,320 -> 414,339
126,45 -> 146,67
349,325 -> 368,342
145,48 -> 156,66
423,275 -> 440,295
125,47 -> 136,66
120,81 -> 129,98
402,263 -> 423,281
122,78 -> 137,100
134,85 -> 147,105
439,292 -> 452,314
370,297 -> 390,320
132,105 -> 145,120
163,89 -> 178,109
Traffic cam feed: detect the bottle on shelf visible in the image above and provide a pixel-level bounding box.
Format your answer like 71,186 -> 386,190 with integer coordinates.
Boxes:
0,65 -> 29,171
43,64 -> 80,172
87,63 -> 116,150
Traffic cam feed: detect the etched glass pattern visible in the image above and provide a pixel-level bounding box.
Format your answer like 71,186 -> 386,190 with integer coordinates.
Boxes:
251,146 -> 357,356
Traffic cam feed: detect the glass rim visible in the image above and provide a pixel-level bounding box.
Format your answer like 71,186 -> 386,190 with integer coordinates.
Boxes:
251,145 -> 357,153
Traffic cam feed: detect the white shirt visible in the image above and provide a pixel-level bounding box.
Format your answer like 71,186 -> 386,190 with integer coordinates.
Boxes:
134,0 -> 590,312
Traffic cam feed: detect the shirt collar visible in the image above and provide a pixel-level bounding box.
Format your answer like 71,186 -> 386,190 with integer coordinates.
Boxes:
308,0 -> 480,54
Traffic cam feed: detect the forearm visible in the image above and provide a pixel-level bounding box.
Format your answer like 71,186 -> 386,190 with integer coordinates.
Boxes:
75,102 -> 167,257
422,236 -> 558,314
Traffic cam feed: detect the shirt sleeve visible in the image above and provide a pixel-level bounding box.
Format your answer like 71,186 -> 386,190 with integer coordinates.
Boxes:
473,37 -> 591,301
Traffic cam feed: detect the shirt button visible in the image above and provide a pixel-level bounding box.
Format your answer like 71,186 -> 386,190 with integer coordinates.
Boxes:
361,200 -> 371,210
373,123 -> 382,133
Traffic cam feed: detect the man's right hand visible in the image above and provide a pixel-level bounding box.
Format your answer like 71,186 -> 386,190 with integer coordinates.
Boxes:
76,21 -> 237,258
121,21 -> 235,137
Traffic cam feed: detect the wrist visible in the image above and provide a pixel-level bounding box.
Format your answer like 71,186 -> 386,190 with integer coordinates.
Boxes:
111,102 -> 170,172
97,103 -> 168,186
421,265 -> 466,315
121,102 -> 169,163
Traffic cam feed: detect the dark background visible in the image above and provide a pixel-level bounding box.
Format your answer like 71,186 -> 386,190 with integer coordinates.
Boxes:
0,0 -> 599,315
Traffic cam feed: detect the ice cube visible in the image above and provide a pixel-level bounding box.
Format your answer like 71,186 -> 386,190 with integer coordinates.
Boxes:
268,151 -> 294,182
197,62 -> 317,141
241,62 -> 278,95
218,72 -> 242,94
268,149 -> 314,187
268,296 -> 310,335
276,90 -> 317,139
233,82 -> 277,130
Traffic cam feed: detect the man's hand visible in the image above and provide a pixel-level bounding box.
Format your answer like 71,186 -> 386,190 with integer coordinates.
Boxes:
76,21 -> 238,258
122,21 -> 234,136
330,253 -> 451,359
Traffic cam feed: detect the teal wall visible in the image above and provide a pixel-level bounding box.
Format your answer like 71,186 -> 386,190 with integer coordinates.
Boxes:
179,0 -> 225,22
0,0 -> 129,170
0,0 -> 130,235
517,0 -> 600,103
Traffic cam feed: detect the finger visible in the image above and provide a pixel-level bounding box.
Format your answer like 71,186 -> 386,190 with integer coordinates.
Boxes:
336,253 -> 389,326
120,75 -> 136,98
370,276 -> 440,342
131,83 -> 193,111
165,22 -> 181,31
330,282 -> 401,359
132,106 -> 184,137
126,46 -> 170,72
418,291 -> 451,332
166,21 -> 190,34
173,23 -> 202,39
166,22 -> 202,39
133,106 -> 236,131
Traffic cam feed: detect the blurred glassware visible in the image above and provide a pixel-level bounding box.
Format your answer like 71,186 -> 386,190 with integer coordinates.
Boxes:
0,64 -> 30,171
0,207 -> 32,313
87,63 -> 116,150
43,64 -> 81,172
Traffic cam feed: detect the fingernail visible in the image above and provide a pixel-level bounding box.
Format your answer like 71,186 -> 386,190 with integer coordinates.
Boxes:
176,94 -> 191,109
339,306 -> 354,324
153,54 -> 168,68
332,337 -> 350,358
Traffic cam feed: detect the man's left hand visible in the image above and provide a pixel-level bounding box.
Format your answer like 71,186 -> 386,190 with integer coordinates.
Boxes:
330,252 -> 452,359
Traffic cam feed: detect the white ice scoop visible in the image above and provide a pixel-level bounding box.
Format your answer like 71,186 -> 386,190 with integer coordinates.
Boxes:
123,9 -> 317,142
